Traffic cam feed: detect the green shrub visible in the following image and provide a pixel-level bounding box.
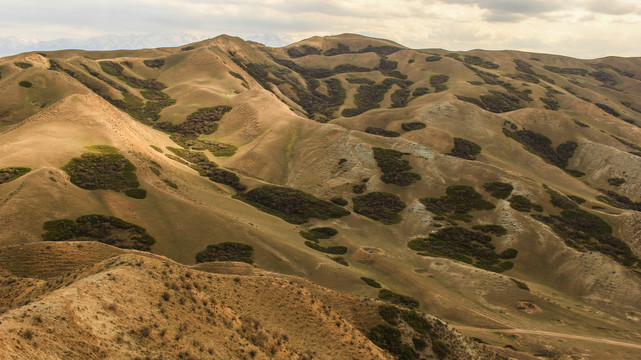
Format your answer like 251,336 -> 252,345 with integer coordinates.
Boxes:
425,55 -> 442,62
236,185 -> 350,224
401,122 -> 426,131
331,197 -> 348,206
352,184 -> 366,194
544,186 -> 577,210
482,182 -> 513,199
14,62 -> 33,69
362,277 -> 382,288
143,59 -> 165,68
42,214 -> 155,251
608,177 -> 625,186
178,105 -> 232,137
472,224 -> 507,236
323,43 -> 351,56
596,189 -> 641,212
299,227 -> 338,241
378,305 -> 400,324
449,138 -> 481,160
353,192 -> 406,224
511,278 -> 530,291
0,167 -> 31,184
430,75 -> 449,92
463,55 -> 498,69
62,152 -> 139,191
420,185 -> 495,222
195,242 -> 254,264
499,248 -> 518,259
124,188 -> 147,199
19,81 -> 32,88
150,167 -> 161,176
508,195 -> 542,212
408,226 -> 513,272
391,88 -> 411,108
401,310 -> 432,335
568,195 -> 586,204
378,289 -> 419,308
596,103 -> 620,117
432,339 -> 449,359
84,145 -> 119,154
330,256 -> 349,266
372,147 -> 421,186
163,179 -> 178,189
346,77 -> 374,84
287,45 -> 321,58
503,128 -> 577,169
412,337 -> 427,351
304,241 -> 347,254
368,324 -> 418,359
366,127 -> 400,137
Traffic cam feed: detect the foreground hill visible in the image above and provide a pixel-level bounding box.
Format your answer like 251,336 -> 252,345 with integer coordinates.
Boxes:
1,33 -> 641,358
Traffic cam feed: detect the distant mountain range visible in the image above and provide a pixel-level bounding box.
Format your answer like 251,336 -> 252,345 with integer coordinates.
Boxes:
0,33 -> 293,56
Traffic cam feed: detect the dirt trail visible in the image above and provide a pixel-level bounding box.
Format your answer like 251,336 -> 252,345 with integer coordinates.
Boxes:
454,325 -> 641,350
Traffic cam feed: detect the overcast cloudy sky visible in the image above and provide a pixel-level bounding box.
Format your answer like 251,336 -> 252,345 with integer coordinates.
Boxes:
1,0 -> 640,58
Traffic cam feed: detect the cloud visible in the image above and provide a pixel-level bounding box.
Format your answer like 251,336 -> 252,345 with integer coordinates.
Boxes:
0,0 -> 639,58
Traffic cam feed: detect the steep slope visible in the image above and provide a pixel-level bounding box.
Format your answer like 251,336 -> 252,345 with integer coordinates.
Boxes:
1,34 -> 641,358
0,242 -> 495,359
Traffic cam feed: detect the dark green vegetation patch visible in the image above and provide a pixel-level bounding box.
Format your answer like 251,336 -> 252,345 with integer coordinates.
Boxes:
378,289 -> 419,308
0,167 -> 31,184
608,177 -> 625,186
408,227 -> 515,273
62,149 -> 145,198
166,146 -> 245,191
472,224 -> 507,236
42,215 -> 155,251
482,182 -> 513,199
195,242 -> 254,264
448,138 -> 481,160
18,81 -> 32,88
463,55 -> 499,69
401,122 -> 426,132
299,227 -> 338,241
508,195 -> 543,212
361,277 -> 382,288
597,189 -> 641,211
456,90 -> 523,113
365,127 -> 400,137
353,192 -> 406,224
420,185 -> 495,222
304,241 -> 347,255
14,61 -> 33,69
503,127 -> 578,171
342,78 -> 413,117
372,147 -> 421,186
236,185 -> 350,224
533,209 -> 639,267
544,186 -> 577,210
143,59 -> 165,68
429,75 -> 449,92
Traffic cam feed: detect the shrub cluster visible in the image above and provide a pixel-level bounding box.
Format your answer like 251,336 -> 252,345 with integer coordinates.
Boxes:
14,61 -> 33,69
287,45 -> 322,58
508,195 -> 543,212
595,103 -> 620,117
0,167 -> 31,184
472,224 -> 507,236
596,189 -> 641,211
482,182 -> 513,199
463,55 -> 498,69
448,138 -> 481,160
607,177 -> 625,186
503,127 -> 578,170
420,185 -> 495,222
342,78 -> 414,117
407,226 -> 514,273
143,59 -> 165,68
352,192 -> 406,224
236,185 -> 350,224
361,277 -> 382,288
299,227 -> 338,241
19,81 -> 32,88
195,242 -> 254,264
378,289 -> 419,308
42,214 -> 156,251
372,147 -> 421,186
429,75 -> 449,92
401,122 -> 426,132
304,241 -> 347,254
365,127 -> 400,137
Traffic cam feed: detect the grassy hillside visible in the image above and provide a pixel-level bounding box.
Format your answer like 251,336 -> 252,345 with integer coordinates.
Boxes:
1,34 -> 641,358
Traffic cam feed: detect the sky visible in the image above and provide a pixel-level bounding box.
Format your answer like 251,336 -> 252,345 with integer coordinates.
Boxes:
1,0 -> 640,59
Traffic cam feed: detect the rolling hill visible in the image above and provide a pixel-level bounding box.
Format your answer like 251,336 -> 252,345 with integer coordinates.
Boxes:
1,33 -> 641,359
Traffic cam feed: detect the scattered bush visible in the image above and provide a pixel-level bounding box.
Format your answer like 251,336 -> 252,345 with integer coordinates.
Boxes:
372,147 -> 421,186
124,188 -> 147,199
299,227 -> 338,241
0,167 -> 31,184
14,61 -> 33,69
420,185 -> 495,222
19,81 -> 32,88
195,242 -> 254,264
472,225 -> 507,236
430,75 -> 449,92
236,185 -> 350,224
143,59 -> 165,68
608,177 -> 625,186
401,122 -> 426,132
42,214 -> 156,251
362,277 -> 382,288
353,192 -> 406,224
448,138 -> 481,160
499,248 -> 518,259
508,195 -> 542,212
62,152 -> 139,191
352,184 -> 366,194
482,182 -> 513,199
432,339 -> 450,359
365,127 -> 400,137
378,289 -> 419,308
408,226 -> 514,273
304,241 -> 347,254
331,197 -> 348,206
